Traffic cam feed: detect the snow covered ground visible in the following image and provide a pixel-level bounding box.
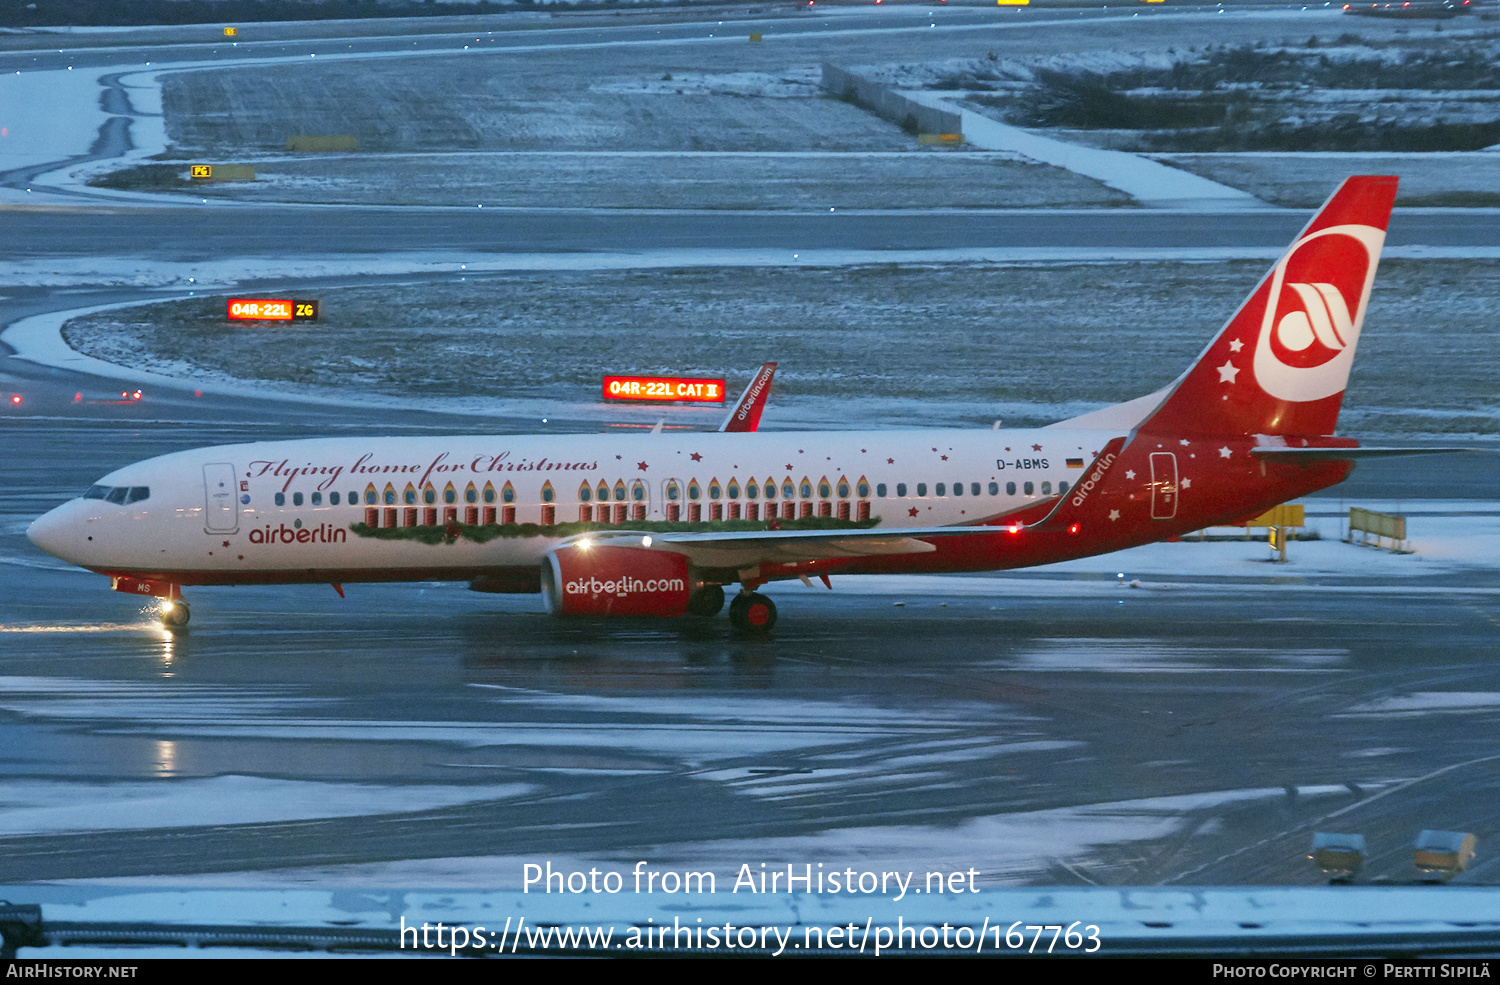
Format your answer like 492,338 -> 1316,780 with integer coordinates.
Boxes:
24,255 -> 1500,436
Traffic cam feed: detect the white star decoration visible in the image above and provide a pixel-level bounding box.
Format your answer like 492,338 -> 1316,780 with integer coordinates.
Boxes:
1179,439 -> 1190,447
1108,509 -> 1120,521
1217,360 -> 1240,384
1229,338 -> 1244,353
1124,470 -> 1136,480
1219,446 -> 1232,459
1181,478 -> 1192,489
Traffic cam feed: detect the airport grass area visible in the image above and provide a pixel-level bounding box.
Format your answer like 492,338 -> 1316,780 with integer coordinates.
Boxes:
97,150 -> 1129,210
59,258 -> 1500,437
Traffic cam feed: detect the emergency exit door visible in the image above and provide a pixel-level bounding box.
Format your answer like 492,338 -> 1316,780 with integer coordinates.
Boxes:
203,462 -> 239,533
1150,452 -> 1178,520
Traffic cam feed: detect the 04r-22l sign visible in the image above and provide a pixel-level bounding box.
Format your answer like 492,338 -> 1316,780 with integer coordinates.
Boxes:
226,299 -> 320,322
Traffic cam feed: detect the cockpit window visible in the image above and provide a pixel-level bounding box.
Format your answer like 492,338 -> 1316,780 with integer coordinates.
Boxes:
85,485 -> 150,504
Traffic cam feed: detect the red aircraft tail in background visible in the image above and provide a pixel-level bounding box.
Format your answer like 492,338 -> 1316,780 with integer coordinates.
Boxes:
720,362 -> 777,433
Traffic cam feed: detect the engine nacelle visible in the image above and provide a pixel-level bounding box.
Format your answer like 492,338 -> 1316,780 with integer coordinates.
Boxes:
541,544 -> 691,618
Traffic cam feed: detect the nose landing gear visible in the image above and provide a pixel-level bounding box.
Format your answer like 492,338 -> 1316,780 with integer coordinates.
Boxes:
160,598 -> 190,629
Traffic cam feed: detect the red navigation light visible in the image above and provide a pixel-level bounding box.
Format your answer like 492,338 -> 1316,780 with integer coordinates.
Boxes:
602,375 -> 727,404
1068,522 -> 1081,535
1008,524 -> 1021,534
8,394 -> 20,406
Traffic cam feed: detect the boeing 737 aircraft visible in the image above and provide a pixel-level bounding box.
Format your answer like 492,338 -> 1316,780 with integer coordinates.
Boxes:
29,177 -> 1435,633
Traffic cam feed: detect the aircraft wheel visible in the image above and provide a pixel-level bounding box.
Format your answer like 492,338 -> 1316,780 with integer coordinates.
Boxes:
161,600 -> 190,628
686,584 -> 726,617
729,592 -> 776,635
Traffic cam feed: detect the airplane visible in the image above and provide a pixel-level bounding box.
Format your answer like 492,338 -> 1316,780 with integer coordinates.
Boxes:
26,176 -> 1454,634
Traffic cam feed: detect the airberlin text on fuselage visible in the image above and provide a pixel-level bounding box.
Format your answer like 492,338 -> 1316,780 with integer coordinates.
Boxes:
248,522 -> 349,545
246,451 -> 601,493
1069,452 -> 1118,508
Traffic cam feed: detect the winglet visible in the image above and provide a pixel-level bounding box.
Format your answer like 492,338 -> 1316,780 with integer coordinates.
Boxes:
1029,436 -> 1128,532
720,362 -> 777,433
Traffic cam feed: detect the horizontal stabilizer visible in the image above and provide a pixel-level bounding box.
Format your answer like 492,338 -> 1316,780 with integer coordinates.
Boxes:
1250,446 -> 1488,462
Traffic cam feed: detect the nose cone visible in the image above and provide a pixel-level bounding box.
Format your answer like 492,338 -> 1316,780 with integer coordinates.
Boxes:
27,504 -> 85,565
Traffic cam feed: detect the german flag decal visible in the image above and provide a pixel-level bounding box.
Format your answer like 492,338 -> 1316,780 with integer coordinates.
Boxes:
1066,458 -> 1085,469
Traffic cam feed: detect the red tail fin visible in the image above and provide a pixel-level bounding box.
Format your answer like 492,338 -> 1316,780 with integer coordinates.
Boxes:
1141,176 -> 1398,437
720,362 -> 777,433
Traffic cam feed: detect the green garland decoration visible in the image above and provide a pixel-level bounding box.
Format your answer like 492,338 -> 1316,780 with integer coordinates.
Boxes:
350,514 -> 881,545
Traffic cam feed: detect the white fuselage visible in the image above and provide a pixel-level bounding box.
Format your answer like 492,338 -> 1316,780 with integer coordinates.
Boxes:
29,428 -> 1111,581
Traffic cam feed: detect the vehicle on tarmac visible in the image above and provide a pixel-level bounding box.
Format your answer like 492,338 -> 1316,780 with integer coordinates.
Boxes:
28,177 -> 1449,633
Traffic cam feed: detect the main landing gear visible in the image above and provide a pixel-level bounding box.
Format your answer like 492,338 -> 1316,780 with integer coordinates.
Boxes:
728,591 -> 777,635
160,598 -> 190,629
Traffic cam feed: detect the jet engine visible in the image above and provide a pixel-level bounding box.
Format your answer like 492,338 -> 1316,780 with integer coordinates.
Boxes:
541,543 -> 692,617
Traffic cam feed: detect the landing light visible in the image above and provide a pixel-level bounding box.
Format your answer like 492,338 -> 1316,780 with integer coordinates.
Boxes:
576,538 -> 592,551
642,536 -> 652,548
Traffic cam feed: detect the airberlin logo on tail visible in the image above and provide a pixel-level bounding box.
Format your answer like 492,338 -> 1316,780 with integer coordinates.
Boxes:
1253,223 -> 1385,403
566,576 -> 685,597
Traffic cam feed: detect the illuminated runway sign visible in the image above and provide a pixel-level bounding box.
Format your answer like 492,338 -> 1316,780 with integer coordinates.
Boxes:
603,376 -> 726,403
227,299 -> 319,322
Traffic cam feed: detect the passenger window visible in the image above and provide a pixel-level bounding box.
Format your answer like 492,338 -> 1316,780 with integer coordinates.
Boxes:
876,483 -> 887,498
424,487 -> 436,505
1059,481 -> 1070,495
952,482 -> 962,497
125,487 -> 150,504
404,488 -> 418,505
348,491 -> 357,505
764,482 -> 775,500
274,492 -> 286,506
312,492 -> 322,505
485,486 -> 498,504
444,487 -> 457,504
1024,481 -> 1034,496
466,487 -> 479,504
293,492 -> 304,506
971,483 -> 981,496
631,483 -> 645,502
936,483 -> 945,497
800,481 -> 812,498
897,483 -> 907,497
1041,482 -> 1052,495
1006,482 -> 1016,496
83,485 -> 109,500
783,481 -> 795,499
989,482 -> 999,495
542,485 -> 555,503
917,483 -> 927,497
708,481 -> 721,500
330,492 -> 340,505
746,481 -> 758,499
